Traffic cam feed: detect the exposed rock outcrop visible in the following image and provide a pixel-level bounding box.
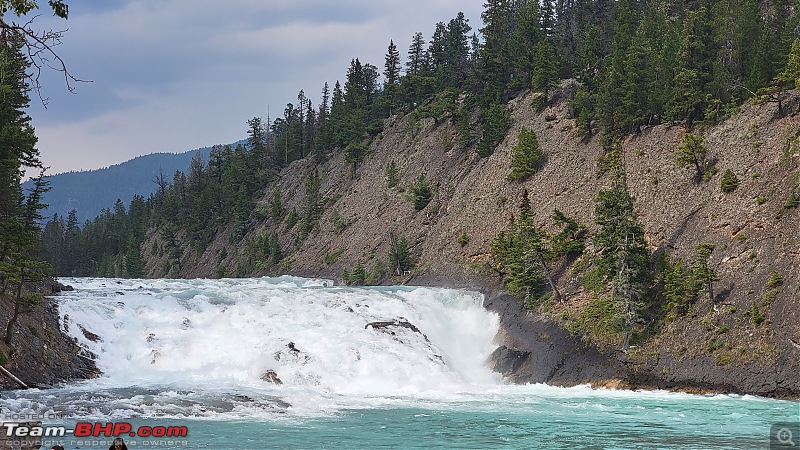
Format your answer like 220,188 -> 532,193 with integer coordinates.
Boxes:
365,319 -> 430,342
261,369 -> 283,384
0,279 -> 99,390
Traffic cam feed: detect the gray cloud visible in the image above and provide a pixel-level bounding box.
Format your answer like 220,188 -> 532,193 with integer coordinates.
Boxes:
22,1 -> 484,175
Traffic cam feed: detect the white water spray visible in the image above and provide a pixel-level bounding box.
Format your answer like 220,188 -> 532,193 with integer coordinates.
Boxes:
50,277 -> 502,417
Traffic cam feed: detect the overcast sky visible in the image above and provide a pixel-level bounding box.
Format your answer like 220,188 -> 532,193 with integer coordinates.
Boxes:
22,1 -> 485,175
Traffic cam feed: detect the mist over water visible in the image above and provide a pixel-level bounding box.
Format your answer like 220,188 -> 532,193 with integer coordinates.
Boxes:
1,277 -> 797,449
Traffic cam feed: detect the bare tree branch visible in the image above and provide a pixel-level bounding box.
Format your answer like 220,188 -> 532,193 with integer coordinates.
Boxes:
0,13 -> 90,107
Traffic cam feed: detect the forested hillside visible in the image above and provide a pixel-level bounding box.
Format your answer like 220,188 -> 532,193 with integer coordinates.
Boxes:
44,0 -> 800,277
39,0 -> 800,395
23,146 -> 219,225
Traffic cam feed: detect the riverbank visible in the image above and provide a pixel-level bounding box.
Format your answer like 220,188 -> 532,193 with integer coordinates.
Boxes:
385,271 -> 800,400
0,279 -> 99,390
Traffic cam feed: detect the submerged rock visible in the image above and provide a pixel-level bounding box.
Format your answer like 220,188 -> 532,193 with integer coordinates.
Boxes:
149,350 -> 160,365
78,324 -> 102,342
274,342 -> 310,364
365,319 -> 430,343
261,369 -> 283,384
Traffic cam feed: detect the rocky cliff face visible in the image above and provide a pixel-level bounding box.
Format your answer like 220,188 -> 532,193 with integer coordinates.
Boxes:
0,280 -> 99,390
143,82 -> 800,398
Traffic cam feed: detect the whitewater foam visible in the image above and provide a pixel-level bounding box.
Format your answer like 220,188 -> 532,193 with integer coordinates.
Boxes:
46,277 -> 505,418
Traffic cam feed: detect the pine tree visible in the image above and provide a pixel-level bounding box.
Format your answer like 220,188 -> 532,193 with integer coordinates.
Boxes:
385,160 -> 399,188
247,116 -> 267,167
0,34 -> 50,347
598,0 -> 640,137
329,81 -> 345,148
406,32 -> 426,75
666,7 -> 713,127
408,173 -> 432,211
508,127 -> 545,181
512,0 -> 545,89
479,0 -> 514,101
269,188 -> 285,223
691,243 -> 718,304
404,31 -> 429,106
477,103 -> 511,157
443,12 -> 472,89
383,40 -> 401,116
593,162 -> 651,350
313,81 -> 331,158
296,90 -> 307,158
773,37 -> 800,90
344,141 -> 367,173
663,258 -> 697,319
124,238 -> 145,278
490,189 -> 562,305
342,59 -> 368,145
301,169 -> 323,236
676,132 -> 712,183
720,168 -> 739,193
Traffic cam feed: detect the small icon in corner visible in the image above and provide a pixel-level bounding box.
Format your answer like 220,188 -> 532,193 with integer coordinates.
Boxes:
772,423 -> 800,449
778,428 -> 795,446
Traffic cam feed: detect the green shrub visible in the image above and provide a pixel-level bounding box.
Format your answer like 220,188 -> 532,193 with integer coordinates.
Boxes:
388,234 -> 412,274
215,265 -> 227,278
784,190 -> 799,209
720,169 -> 739,193
285,208 -> 299,230
706,339 -> 720,353
756,196 -> 766,205
385,161 -> 399,188
762,288 -> 779,306
767,271 -> 783,287
323,250 -> 343,265
329,210 -> 350,233
676,132 -> 715,183
344,142 -> 368,172
701,166 -> 719,182
408,173 -> 432,211
566,295 -> 624,348
508,127 -> 545,181
349,262 -> 367,285
457,232 -> 470,247
581,267 -> 606,293
749,300 -> 765,325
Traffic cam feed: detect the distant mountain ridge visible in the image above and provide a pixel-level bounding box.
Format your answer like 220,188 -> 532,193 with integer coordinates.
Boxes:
24,142 -> 242,224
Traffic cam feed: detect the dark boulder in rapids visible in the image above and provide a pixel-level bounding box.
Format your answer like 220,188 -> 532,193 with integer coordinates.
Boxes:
365,319 -> 430,343
261,369 -> 283,384
489,346 -> 531,376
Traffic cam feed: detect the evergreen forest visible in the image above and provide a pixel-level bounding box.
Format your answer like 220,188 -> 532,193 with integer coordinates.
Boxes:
39,0 -> 800,279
